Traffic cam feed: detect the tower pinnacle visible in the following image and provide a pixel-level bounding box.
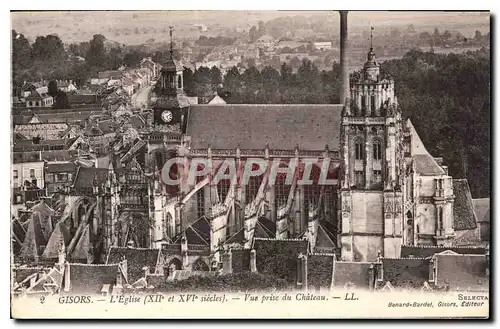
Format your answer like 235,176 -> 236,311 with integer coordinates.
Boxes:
169,26 -> 174,58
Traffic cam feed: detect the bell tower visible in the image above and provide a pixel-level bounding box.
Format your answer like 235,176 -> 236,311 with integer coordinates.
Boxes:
153,26 -> 185,132
339,26 -> 405,261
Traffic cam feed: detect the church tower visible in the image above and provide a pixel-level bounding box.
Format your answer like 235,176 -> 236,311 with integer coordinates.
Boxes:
339,28 -> 405,261
152,26 -> 186,135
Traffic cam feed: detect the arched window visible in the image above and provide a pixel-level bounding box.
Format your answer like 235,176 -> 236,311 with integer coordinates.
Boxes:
355,140 -> 364,160
373,139 -> 382,161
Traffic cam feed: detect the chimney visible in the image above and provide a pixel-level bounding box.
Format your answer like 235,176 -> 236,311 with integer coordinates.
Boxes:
222,249 -> 233,274
368,264 -> 375,291
250,249 -> 257,273
64,262 -> 70,292
339,10 -> 349,104
296,253 -> 308,290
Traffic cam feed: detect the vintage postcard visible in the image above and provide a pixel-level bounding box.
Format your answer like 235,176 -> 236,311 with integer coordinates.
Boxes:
10,10 -> 490,319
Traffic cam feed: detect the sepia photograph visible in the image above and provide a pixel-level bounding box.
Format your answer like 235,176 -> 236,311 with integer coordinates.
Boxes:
9,9 -> 490,319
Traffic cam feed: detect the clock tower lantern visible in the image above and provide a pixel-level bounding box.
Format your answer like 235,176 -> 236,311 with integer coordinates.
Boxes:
152,26 -> 186,134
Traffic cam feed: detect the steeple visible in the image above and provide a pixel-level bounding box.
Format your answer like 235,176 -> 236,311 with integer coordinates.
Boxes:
157,25 -> 184,98
363,25 -> 380,81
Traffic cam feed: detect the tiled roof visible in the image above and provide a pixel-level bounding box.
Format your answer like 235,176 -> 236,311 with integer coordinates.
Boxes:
69,263 -> 119,294
173,216 -> 211,245
71,224 -> 92,261
453,179 -> 478,231
67,94 -> 99,105
307,254 -> 334,289
98,70 -> 123,79
231,249 -> 251,273
332,261 -> 373,289
106,247 -> 161,283
413,154 -> 445,176
434,254 -> 488,291
382,258 -> 430,289
97,120 -> 115,134
18,215 -> 46,259
225,228 -> 245,245
41,222 -> 71,259
46,162 -> 76,173
400,245 -> 486,258
72,167 -> 108,189
187,104 -> 342,150
253,238 -> 308,283
257,217 -> 276,237
313,221 -> 337,252
473,198 -> 490,223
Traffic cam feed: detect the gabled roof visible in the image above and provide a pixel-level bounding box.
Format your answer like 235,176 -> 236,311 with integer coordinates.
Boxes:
253,238 -> 308,283
434,253 -> 488,291
71,224 -> 92,261
407,119 -> 445,176
18,215 -> 46,259
413,154 -> 445,176
72,167 -> 108,190
173,216 -> 211,246
106,247 -> 161,283
255,217 -> 276,238
381,258 -> 430,289
41,221 -> 71,259
473,198 -> 490,223
46,162 -> 76,173
332,261 -> 374,289
453,179 -> 478,231
68,263 -> 119,294
187,104 -> 343,150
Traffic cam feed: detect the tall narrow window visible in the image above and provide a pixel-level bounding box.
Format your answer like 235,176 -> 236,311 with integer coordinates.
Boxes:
13,170 -> 18,179
373,170 -> 382,184
177,75 -> 182,89
361,96 -> 367,112
355,170 -> 364,188
197,187 -> 205,218
355,141 -> 364,160
166,213 -> 173,238
438,207 -> 444,231
29,169 -> 35,178
371,95 -> 376,115
373,140 -> 382,161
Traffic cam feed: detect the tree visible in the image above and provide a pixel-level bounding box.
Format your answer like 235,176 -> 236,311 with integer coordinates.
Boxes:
48,80 -> 58,97
249,26 -> 258,43
193,66 -> 213,96
257,21 -> 266,38
54,90 -> 70,109
209,66 -> 222,91
86,34 -> 106,69
222,66 -> 243,103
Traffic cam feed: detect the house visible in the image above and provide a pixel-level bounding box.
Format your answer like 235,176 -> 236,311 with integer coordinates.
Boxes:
56,80 -> 78,93
255,34 -> 276,49
313,41 -> 333,50
45,162 -> 77,194
26,88 -> 54,108
140,57 -> 160,79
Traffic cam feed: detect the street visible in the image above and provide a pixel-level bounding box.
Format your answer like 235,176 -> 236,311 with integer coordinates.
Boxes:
131,85 -> 152,110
